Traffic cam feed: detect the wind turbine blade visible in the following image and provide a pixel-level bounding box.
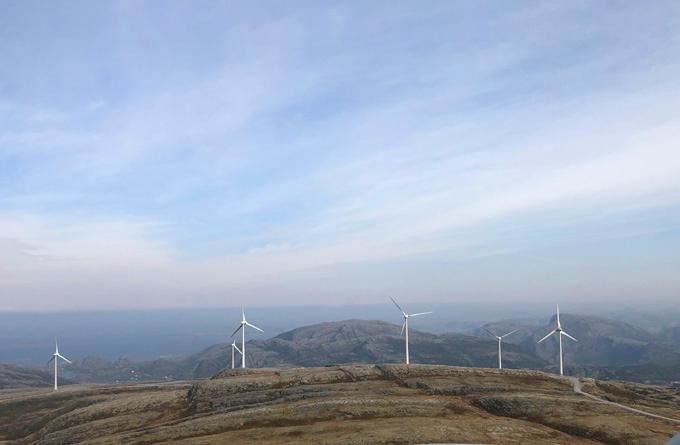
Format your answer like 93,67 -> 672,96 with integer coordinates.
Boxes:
409,311 -> 433,317
556,303 -> 561,325
231,324 -> 243,337
537,329 -> 557,343
501,329 -> 520,338
46,356 -> 55,366
245,322 -> 264,332
562,331 -> 578,342
389,297 -> 406,315
57,354 -> 72,364
233,344 -> 243,355
400,320 -> 406,336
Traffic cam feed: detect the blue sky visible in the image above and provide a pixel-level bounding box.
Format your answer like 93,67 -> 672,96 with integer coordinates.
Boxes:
1,1 -> 679,310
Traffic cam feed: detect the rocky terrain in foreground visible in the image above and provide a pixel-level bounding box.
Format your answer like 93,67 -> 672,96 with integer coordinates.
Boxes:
1,364 -> 678,445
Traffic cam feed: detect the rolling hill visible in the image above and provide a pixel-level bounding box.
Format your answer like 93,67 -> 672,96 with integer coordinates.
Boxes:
0,364 -> 63,389
478,313 -> 680,383
66,320 -> 545,383
1,365 -> 678,444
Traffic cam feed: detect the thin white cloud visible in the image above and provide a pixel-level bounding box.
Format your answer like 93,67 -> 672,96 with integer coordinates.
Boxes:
1,1 -> 680,309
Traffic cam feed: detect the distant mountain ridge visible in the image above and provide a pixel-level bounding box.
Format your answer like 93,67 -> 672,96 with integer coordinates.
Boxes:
0,364 -> 67,389
207,319 -> 544,370
478,313 -> 680,365
66,319 -> 545,383
658,323 -> 680,343
47,315 -> 680,387
476,313 -> 680,383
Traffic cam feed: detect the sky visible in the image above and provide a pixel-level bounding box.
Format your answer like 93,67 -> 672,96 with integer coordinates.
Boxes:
1,1 -> 680,311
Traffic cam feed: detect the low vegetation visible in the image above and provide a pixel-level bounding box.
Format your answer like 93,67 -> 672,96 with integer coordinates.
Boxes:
1,364 -> 677,444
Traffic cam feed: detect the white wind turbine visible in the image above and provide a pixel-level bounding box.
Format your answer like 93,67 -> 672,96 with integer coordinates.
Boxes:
47,338 -> 72,390
231,340 -> 242,369
231,307 -> 263,368
537,304 -> 577,376
390,297 -> 432,365
483,328 -> 519,369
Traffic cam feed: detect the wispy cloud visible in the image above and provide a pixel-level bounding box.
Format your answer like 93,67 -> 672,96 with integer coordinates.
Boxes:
1,1 -> 679,309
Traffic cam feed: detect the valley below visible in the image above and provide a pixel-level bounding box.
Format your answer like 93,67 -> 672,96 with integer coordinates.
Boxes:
1,364 -> 678,445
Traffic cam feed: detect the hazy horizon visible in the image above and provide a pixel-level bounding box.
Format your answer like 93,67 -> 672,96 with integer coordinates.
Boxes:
1,296 -> 680,313
2,1 -> 680,311
2,301 -> 679,366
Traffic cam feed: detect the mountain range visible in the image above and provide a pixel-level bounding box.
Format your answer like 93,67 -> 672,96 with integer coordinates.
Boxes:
64,320 -> 545,383
476,313 -> 680,381
62,315 -> 680,385
4,313 -> 680,388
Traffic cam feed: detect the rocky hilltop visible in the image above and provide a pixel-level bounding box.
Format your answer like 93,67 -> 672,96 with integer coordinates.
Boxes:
1,364 -> 678,444
186,319 -> 546,375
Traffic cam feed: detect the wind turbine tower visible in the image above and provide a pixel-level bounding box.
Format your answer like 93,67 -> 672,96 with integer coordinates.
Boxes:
389,297 -> 432,365
231,341 -> 242,369
537,304 -> 578,376
231,307 -> 263,368
483,328 -> 519,369
47,339 -> 72,390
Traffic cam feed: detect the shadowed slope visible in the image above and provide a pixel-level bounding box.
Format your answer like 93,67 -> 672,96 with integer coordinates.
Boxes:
0,364 -> 72,390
